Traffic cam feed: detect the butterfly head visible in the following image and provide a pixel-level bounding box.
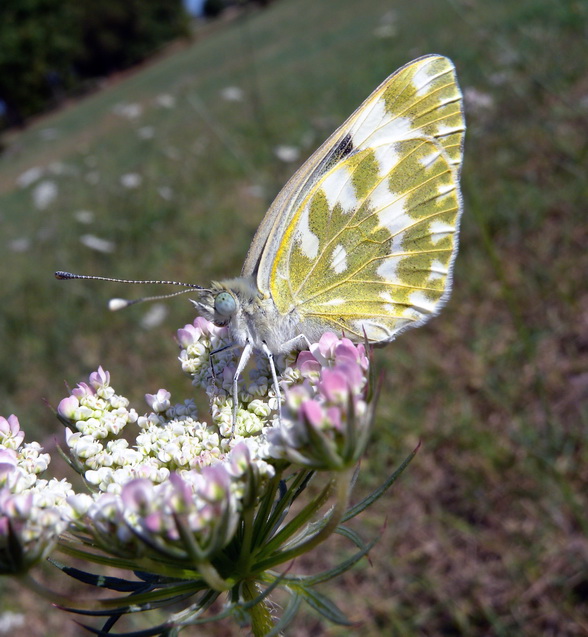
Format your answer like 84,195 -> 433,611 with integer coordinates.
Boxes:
191,277 -> 260,329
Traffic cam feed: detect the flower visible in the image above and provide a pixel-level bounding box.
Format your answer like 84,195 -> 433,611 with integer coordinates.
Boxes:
155,94 -> 175,108
32,180 -> 58,210
140,303 -> 168,329
137,126 -> 155,139
120,173 -> 142,189
0,415 -> 25,450
16,166 -> 44,188
220,86 -> 244,102
79,234 -> 116,253
112,102 -> 143,119
274,145 -> 300,163
73,209 -> 94,224
267,335 -> 372,470
145,389 -> 171,413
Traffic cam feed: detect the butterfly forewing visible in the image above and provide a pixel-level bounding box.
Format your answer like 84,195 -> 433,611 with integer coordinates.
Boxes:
350,55 -> 464,169
247,55 -> 464,289
263,55 -> 465,344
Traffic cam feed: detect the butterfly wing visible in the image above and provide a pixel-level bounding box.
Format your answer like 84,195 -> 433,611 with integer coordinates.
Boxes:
248,55 -> 465,343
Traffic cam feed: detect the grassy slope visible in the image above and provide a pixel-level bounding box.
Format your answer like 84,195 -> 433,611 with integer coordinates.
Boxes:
0,0 -> 587,634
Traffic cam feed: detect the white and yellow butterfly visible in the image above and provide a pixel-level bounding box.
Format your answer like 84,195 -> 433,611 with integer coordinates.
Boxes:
192,54 -> 465,409
58,55 -> 465,420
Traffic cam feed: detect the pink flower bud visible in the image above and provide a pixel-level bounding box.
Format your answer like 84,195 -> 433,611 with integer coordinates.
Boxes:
0,450 -> 17,480
89,366 -> 110,389
72,382 -> 94,399
285,384 -> 312,410
169,473 -> 195,512
199,465 -> 231,502
121,479 -> 154,515
335,339 -> 368,370
296,351 -> 321,378
0,415 -> 19,437
310,332 -> 340,365
227,442 -> 250,476
145,389 -> 171,412
0,415 -> 25,449
177,323 -> 202,347
57,395 -> 79,420
318,368 -> 349,404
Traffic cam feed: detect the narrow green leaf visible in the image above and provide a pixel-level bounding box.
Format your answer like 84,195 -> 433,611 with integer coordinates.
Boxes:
251,474 -> 282,545
75,619 -> 175,637
58,590 -> 196,617
57,581 -> 205,614
259,478 -> 333,557
296,585 -> 352,625
334,524 -> 368,550
287,535 -> 379,586
342,444 -> 420,522
259,470 -> 313,546
49,558 -> 147,592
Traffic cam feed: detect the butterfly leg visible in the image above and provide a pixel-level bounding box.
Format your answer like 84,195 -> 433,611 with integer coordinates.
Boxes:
261,342 -> 282,423
232,341 -> 252,435
280,334 -> 312,352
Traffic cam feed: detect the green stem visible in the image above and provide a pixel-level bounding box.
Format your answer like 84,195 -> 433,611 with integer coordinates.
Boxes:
242,579 -> 276,637
197,560 -> 231,592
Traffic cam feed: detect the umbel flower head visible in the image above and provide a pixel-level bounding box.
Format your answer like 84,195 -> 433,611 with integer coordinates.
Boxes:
1,320 -> 415,635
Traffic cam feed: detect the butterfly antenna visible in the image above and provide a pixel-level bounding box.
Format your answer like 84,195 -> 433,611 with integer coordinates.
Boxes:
55,271 -> 207,311
55,271 -> 205,289
108,288 -> 197,311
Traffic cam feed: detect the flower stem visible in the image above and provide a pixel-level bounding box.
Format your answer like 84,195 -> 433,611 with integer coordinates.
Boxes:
242,579 -> 276,636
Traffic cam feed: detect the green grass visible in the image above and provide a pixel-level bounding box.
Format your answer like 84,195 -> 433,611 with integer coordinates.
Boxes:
1,0 -> 587,634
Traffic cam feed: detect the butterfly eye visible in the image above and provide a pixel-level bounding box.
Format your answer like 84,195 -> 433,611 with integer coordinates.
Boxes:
214,291 -> 236,318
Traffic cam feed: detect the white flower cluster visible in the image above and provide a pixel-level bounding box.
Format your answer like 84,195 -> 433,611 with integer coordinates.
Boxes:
51,349 -> 279,560
58,355 -> 276,498
0,415 -> 73,572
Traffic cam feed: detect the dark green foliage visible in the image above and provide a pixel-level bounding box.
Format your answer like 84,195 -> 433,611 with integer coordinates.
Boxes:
74,1 -> 190,77
203,0 -> 229,19
0,0 -> 82,125
0,0 -> 189,127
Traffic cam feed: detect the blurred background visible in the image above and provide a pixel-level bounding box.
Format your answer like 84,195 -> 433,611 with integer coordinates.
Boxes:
0,0 -> 586,635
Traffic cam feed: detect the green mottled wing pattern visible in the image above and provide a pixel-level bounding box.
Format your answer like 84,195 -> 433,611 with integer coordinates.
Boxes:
267,55 -> 465,342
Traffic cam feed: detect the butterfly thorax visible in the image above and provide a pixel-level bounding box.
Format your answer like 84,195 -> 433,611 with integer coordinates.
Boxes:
192,276 -> 302,355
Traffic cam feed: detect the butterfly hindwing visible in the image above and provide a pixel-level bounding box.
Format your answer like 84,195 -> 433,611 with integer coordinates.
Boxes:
260,55 -> 465,343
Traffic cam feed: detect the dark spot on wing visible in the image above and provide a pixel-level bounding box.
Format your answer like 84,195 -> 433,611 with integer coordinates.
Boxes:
334,133 -> 354,161
323,133 -> 354,170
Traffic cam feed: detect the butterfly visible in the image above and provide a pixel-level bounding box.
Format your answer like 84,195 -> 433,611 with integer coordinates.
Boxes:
57,55 -> 465,423
190,54 -> 465,418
